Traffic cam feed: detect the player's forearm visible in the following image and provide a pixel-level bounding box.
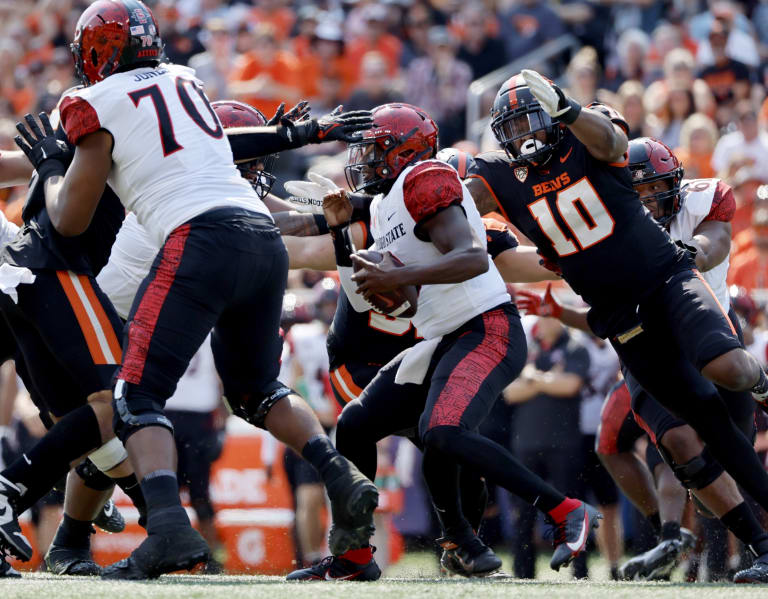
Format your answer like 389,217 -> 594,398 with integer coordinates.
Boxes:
396,247 -> 488,286
690,222 -> 731,272
558,305 -> 592,332
263,193 -> 297,213
567,108 -> 627,163
0,150 -> 33,187
272,211 -> 327,237
496,246 -> 561,283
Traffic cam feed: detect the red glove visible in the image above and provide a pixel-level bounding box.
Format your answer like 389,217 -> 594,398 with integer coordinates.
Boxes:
515,283 -> 563,319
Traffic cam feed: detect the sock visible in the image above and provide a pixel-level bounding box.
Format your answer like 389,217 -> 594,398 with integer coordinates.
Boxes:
751,369 -> 768,402
52,514 -> 93,549
720,502 -> 768,548
301,435 -> 342,483
2,404 -> 102,508
340,546 -> 372,564
548,497 -> 581,522
661,520 -> 681,541
647,512 -> 662,536
114,473 -> 147,525
140,470 -> 190,535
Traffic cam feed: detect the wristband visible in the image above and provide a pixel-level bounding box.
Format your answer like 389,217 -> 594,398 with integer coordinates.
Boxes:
557,98 -> 582,126
313,214 -> 329,235
349,193 -> 372,225
330,224 -> 354,267
37,159 -> 66,183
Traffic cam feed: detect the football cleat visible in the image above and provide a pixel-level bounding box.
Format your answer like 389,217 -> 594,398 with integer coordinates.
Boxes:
45,544 -> 101,576
101,527 -> 209,580
437,536 -> 501,577
618,552 -> 646,581
324,457 -> 379,556
548,501 -> 602,571
93,499 -> 126,534
734,555 -> 768,583
0,476 -> 32,562
0,557 -> 20,578
641,538 -> 683,580
680,527 -> 697,550
286,552 -> 381,581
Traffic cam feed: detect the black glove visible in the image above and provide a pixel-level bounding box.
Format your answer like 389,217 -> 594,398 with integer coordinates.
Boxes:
283,106 -> 374,145
14,112 -> 73,181
267,100 -> 310,126
675,239 -> 698,259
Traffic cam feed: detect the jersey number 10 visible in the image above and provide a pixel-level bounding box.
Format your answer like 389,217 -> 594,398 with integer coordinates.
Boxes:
128,77 -> 223,157
528,177 -> 615,256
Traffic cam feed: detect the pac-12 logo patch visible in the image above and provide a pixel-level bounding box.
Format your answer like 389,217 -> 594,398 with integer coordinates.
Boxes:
514,166 -> 528,182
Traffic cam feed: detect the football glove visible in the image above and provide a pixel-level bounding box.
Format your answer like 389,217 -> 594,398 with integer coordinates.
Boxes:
14,112 -> 73,179
284,172 -> 340,214
521,69 -> 582,125
515,283 -> 563,319
285,106 -> 374,145
267,100 -> 310,126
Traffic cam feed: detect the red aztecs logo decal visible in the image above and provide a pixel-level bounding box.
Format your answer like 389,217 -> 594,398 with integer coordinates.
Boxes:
514,166 -> 528,182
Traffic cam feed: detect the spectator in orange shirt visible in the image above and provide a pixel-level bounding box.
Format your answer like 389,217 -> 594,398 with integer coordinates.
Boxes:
298,20 -> 355,101
674,113 -> 718,180
249,0 -> 296,43
346,4 -> 402,84
729,208 -> 768,291
732,184 -> 768,256
292,7 -> 321,60
229,24 -> 301,118
730,171 -> 768,237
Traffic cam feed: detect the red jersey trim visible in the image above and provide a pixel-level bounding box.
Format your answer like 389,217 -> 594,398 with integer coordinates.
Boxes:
704,180 -> 736,223
403,162 -> 463,225
59,96 -> 101,145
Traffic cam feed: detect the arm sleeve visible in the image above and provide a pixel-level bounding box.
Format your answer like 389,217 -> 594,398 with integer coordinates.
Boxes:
226,125 -> 304,161
59,96 -> 101,145
704,180 -> 736,223
483,217 -> 519,258
403,162 -> 463,233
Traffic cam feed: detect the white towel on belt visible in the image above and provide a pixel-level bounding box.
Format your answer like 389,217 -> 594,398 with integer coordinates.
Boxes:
395,337 -> 442,385
0,264 -> 35,303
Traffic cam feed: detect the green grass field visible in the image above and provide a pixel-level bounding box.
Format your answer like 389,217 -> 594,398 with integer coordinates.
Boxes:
0,553 -> 760,599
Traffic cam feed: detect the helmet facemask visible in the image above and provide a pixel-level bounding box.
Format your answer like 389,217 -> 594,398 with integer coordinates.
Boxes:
491,105 -> 561,167
630,166 -> 684,226
238,154 -> 278,200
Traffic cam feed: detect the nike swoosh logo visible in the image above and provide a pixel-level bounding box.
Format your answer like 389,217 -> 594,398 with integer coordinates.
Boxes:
387,213 -> 395,221
317,123 -> 341,140
103,503 -> 114,517
560,147 -> 573,163
23,454 -> 31,465
325,570 -> 363,580
566,511 -> 589,552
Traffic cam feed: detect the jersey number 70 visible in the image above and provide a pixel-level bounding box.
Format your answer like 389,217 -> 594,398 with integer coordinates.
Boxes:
528,177 -> 615,256
128,77 -> 223,157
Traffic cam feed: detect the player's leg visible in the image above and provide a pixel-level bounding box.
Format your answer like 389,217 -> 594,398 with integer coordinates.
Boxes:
328,362 -> 380,408
418,304 -> 600,572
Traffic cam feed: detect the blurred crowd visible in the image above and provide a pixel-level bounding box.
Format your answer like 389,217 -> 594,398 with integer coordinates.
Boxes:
5,0 -> 768,580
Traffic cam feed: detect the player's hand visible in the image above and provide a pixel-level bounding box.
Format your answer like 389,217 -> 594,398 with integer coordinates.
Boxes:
515,283 -> 563,319
284,172 -> 340,214
351,252 -> 403,297
14,112 -> 73,171
521,69 -> 581,125
536,250 -> 562,276
268,100 -> 310,125
307,106 -> 374,144
323,189 -> 353,227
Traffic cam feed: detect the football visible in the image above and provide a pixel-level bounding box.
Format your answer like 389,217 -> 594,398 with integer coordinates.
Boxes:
353,249 -> 418,318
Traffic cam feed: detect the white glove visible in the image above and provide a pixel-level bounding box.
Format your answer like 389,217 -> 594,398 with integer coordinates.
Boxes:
283,172 -> 340,214
521,69 -> 579,123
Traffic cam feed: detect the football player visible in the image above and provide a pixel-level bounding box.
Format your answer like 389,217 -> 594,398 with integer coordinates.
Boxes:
516,137 -> 768,582
288,103 -> 600,581
17,0 -> 376,580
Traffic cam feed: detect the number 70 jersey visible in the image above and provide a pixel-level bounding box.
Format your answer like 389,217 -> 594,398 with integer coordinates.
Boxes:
470,128 -> 687,312
59,63 -> 268,247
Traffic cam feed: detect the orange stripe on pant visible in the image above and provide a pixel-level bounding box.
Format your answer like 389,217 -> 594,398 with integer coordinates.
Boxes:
56,271 -> 107,364
331,365 -> 363,405
692,268 -> 737,336
77,274 -> 122,362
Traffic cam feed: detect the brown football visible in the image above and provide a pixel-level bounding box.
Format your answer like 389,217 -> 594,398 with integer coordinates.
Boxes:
353,249 -> 418,318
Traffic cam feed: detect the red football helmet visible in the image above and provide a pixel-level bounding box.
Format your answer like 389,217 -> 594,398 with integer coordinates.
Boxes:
71,0 -> 163,86
212,100 -> 277,199
628,137 -> 684,225
345,103 -> 438,194
730,285 -> 760,328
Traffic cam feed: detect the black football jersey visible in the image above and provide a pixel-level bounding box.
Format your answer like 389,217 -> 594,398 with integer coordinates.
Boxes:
2,175 -> 125,277
471,129 -> 689,337
326,217 -> 518,370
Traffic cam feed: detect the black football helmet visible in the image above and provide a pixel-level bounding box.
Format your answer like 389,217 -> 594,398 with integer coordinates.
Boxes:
435,147 -> 476,178
628,137 -> 684,226
490,73 -> 563,166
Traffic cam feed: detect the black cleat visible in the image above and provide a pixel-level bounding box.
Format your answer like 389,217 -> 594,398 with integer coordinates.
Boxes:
642,538 -> 683,580
286,553 -> 381,581
618,552 -> 646,581
324,457 -> 379,556
45,544 -> 101,576
680,527 -> 697,551
0,476 -> 32,562
437,536 -> 501,577
93,500 -> 125,534
734,556 -> 768,583
549,501 -> 602,571
100,526 -> 209,580
0,557 -> 20,578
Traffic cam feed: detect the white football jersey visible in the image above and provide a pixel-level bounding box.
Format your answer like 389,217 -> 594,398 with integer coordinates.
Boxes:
59,63 -> 269,247
369,160 -> 510,339
668,178 -> 732,312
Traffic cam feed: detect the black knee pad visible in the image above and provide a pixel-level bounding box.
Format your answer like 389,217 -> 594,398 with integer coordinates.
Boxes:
223,380 -> 294,430
112,380 -> 174,443
75,459 -> 116,492
658,445 -> 724,490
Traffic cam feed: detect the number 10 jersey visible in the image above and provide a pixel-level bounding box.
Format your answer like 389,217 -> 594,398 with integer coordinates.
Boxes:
59,63 -> 269,248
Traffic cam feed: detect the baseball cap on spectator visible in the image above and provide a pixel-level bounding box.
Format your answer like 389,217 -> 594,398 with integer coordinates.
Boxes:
315,20 -> 344,43
363,4 -> 389,24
